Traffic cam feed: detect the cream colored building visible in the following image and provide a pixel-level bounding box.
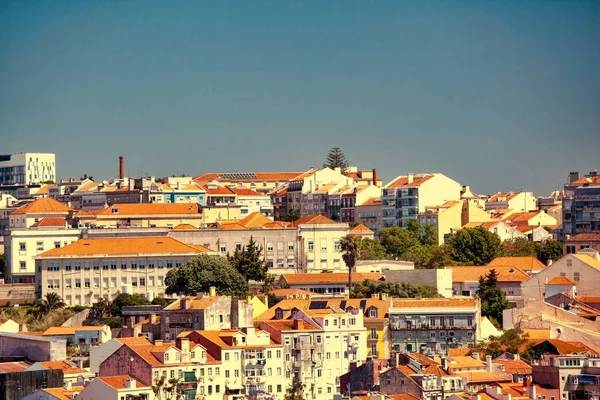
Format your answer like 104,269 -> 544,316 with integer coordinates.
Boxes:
485,191 -> 536,212
458,220 -> 526,242
75,203 -> 205,228
286,168 -> 355,212
77,376 -> 154,400
232,188 -> 274,216
355,198 -> 383,233
0,152 -> 56,185
34,236 -> 214,306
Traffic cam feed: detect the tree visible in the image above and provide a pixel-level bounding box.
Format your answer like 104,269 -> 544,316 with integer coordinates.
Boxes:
405,219 -> 437,246
88,298 -> 112,319
282,209 -> 301,222
477,269 -> 511,327
227,236 -> 268,283
447,227 -> 502,265
80,173 -> 94,181
539,240 -> 563,265
358,238 -> 386,260
402,243 -> 434,269
350,279 -> 440,299
152,376 -> 166,400
151,297 -> 168,306
379,226 -> 420,258
481,329 -> 534,360
33,292 -> 66,319
284,375 -> 306,400
165,254 -> 248,297
424,244 -> 455,269
502,237 -> 537,257
323,146 -> 349,173
110,293 -> 151,317
340,235 -> 361,293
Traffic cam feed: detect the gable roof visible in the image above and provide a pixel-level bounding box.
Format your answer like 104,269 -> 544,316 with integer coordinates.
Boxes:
219,222 -> 248,230
30,218 -> 67,228
533,339 -> 599,355
282,272 -> 383,286
98,375 -> 146,389
546,276 -> 575,285
42,326 -> 105,336
238,212 -> 274,228
163,296 -> 223,311
567,233 -> 600,242
493,359 -> 532,375
33,360 -> 88,375
171,223 -> 199,230
350,224 -> 374,234
231,188 -> 264,196
37,237 -> 213,258
290,215 -> 336,227
98,203 -> 199,215
10,198 -> 72,215
573,254 -> 600,271
488,256 -> 547,271
40,386 -> 85,400
449,265 -> 530,283
386,174 -> 434,188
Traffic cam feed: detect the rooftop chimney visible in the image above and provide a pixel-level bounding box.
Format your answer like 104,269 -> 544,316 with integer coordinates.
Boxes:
65,381 -> 72,390
154,340 -> 163,347
407,173 -> 414,184
569,172 -> 580,183
125,378 -> 136,389
486,355 -> 493,372
119,156 -> 125,179
372,168 -> 378,186
472,352 -> 480,361
293,319 -> 305,330
209,286 -> 216,297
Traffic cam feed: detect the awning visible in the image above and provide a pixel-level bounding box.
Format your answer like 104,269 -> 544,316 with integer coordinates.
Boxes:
226,380 -> 244,390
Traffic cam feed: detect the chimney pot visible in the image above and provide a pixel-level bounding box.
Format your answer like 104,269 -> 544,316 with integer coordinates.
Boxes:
486,355 -> 493,372
119,156 -> 125,180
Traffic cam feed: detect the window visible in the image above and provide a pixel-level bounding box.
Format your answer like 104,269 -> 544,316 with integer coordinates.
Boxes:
19,242 -> 26,251
369,308 -> 378,318
224,353 -> 229,361
235,243 -> 242,251
334,239 -> 341,251
220,245 -> 227,253
370,327 -> 377,339
20,261 -> 27,270
574,272 -> 580,282
165,353 -> 170,361
225,370 -> 230,378
320,238 -> 327,251
267,243 -> 273,252
84,279 -> 90,288
37,241 -> 44,251
65,263 -> 72,271
308,241 -> 314,251
288,242 -> 294,250
121,261 -> 127,270
277,385 -> 282,393
276,350 -> 281,358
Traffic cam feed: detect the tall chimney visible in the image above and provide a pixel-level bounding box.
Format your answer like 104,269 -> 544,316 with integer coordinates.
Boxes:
407,173 -> 414,184
372,168 -> 378,186
119,156 -> 125,179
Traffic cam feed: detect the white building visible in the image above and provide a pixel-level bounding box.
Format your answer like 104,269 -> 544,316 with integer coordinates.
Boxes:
77,376 -> 154,400
485,191 -> 536,212
232,188 -> 274,216
0,152 -> 56,185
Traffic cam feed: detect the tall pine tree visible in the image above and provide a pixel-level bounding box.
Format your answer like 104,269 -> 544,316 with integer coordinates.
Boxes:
227,236 -> 268,283
476,269 -> 511,327
323,146 -> 349,173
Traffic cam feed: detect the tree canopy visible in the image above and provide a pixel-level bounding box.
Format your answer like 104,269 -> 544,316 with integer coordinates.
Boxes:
538,240 -> 563,265
33,293 -> 66,319
282,209 -> 301,222
350,279 -> 440,299
165,254 -> 248,297
477,269 -> 511,327
227,236 -> 268,283
358,238 -> 386,260
447,227 -> 502,265
501,237 -> 538,257
479,329 -> 534,360
323,146 -> 349,173
341,234 -> 361,291
110,293 -> 151,317
283,375 -> 306,400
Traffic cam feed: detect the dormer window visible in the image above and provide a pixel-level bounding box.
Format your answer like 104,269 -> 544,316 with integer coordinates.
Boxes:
369,308 -> 378,318
175,352 -> 180,361
275,309 -> 284,319
165,353 -> 169,361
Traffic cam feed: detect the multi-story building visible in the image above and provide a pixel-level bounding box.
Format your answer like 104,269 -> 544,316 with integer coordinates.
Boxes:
355,197 -> 383,233
279,272 -> 384,296
389,298 -> 481,355
564,233 -> 600,254
159,290 -> 254,340
449,265 -> 530,304
418,199 -> 491,245
382,173 -> 461,229
458,220 -> 526,242
232,188 -> 274,216
180,328 -> 286,400
34,236 -> 214,305
137,177 -> 207,206
285,168 -> 354,216
532,354 -> 600,400
485,191 -> 537,213
340,185 -> 382,223
194,171 -> 303,194
561,170 -> 600,240
259,307 -> 367,399
74,203 -> 204,228
0,152 -> 56,185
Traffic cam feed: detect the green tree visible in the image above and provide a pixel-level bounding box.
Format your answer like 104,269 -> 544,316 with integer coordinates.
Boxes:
227,236 -> 268,283
284,375 -> 306,400
282,209 -> 301,222
88,298 -> 112,319
151,297 -> 168,306
379,226 -> 419,258
340,235 -> 361,292
110,293 -> 151,317
501,237 -> 537,257
424,244 -> 455,269
539,240 -> 563,265
447,227 -> 502,265
33,292 -> 66,319
481,329 -> 534,360
402,243 -> 434,269
358,238 -> 386,260
405,219 -> 437,246
477,269 -> 511,327
350,279 -> 440,299
80,173 -> 94,181
165,254 -> 248,297
323,146 -> 349,173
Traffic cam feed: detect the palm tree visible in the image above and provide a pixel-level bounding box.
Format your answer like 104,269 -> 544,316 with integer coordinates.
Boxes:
33,292 -> 66,319
340,235 -> 361,295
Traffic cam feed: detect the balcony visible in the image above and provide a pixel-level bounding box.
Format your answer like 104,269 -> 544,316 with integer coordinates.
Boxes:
369,333 -> 379,340
390,323 -> 475,331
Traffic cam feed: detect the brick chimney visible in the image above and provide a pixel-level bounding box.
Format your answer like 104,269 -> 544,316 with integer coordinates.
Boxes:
293,319 -> 305,330
486,355 -> 493,372
119,156 -> 125,179
125,378 -> 136,388
372,168 -> 378,186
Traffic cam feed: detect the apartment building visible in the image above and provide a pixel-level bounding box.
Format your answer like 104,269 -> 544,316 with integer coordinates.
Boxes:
232,188 -> 274,216
180,328 -> 286,400
0,152 -> 56,185
194,171 -> 303,194
74,203 -> 204,228
382,173 -> 461,229
340,185 -> 382,223
449,265 -> 530,304
259,307 -> 367,399
136,177 -> 207,205
564,233 -> 600,254
279,272 -> 384,296
285,168 -> 354,216
355,197 -> 383,233
532,354 -> 600,400
389,298 -> 481,355
561,170 -> 600,240
485,191 -> 537,213
34,236 -> 214,305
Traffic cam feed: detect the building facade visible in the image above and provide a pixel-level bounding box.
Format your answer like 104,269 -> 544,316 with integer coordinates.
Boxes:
0,153 -> 56,185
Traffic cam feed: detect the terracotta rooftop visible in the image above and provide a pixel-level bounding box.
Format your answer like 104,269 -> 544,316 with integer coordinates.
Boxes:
546,276 -> 576,285
260,319 -> 321,333
33,360 -> 87,375
487,192 -> 521,202
493,359 -> 532,375
238,212 -> 274,228
203,186 -> 236,195
270,288 -> 315,298
290,215 -> 336,227
449,265 -> 530,283
567,233 -> 600,241
571,176 -> 600,185
40,386 -> 84,400
231,188 -> 264,196
282,272 -> 383,286
386,174 -> 434,188
10,198 -> 72,215
163,296 -> 222,311
219,222 -> 248,230
42,326 -> 105,336
38,236 -> 212,257
0,361 -> 31,373
358,197 -> 382,207
350,224 -> 374,234
534,339 -> 599,355
171,223 -> 199,230
30,218 -> 67,228
453,371 -> 512,383
392,298 -> 477,308
98,203 -> 199,215
488,256 -> 547,271
98,375 -> 146,389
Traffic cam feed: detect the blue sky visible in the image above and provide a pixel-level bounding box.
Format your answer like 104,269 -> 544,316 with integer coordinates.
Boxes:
2,1 -> 599,195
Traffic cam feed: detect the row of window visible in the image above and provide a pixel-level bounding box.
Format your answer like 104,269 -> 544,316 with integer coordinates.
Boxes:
53,276 -> 166,289
42,260 -> 183,271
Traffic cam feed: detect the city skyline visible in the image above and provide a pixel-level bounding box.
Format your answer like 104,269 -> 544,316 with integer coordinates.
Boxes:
2,1 -> 599,195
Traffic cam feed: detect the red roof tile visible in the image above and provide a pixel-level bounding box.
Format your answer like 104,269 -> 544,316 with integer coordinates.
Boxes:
10,198 -> 72,215
386,174 -> 433,188
546,276 -> 575,285
289,215 -> 335,227
282,272 -> 383,286
30,218 -> 67,227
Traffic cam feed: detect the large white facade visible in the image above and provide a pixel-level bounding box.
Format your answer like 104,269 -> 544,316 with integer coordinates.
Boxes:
0,152 -> 56,185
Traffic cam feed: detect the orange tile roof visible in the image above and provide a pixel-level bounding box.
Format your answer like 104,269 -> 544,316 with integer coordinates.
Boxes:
386,174 -> 433,188
42,326 -> 105,336
392,298 -> 478,308
567,233 -> 600,241
270,288 -> 315,297
74,181 -> 102,193
261,319 -> 321,332
358,197 -> 382,207
10,198 -> 72,215
41,386 -> 85,400
0,361 -> 31,373
290,215 -> 336,227
493,359 -> 532,375
203,186 -> 236,195
449,265 -> 530,283
577,296 -> 600,303
98,203 -> 199,215
534,339 -> 599,355
504,211 -> 541,222
453,371 -> 512,383
572,176 -> 600,185
34,360 -> 87,375
487,192 -> 521,202
232,188 -> 264,196
350,224 -> 374,234
238,212 -> 274,228
30,218 -> 67,227
164,296 -> 222,311
387,395 -> 420,400
38,237 -> 213,258
262,221 -> 289,229
447,356 -> 486,369
448,348 -> 477,357
282,272 -> 383,286
98,375 -> 146,389
546,276 -> 575,285
219,223 -> 248,230
488,256 -> 547,271
35,184 -> 55,195
171,223 -> 199,230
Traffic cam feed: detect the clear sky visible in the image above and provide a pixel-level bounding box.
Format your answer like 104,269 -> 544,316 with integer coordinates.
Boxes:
2,1 -> 599,195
